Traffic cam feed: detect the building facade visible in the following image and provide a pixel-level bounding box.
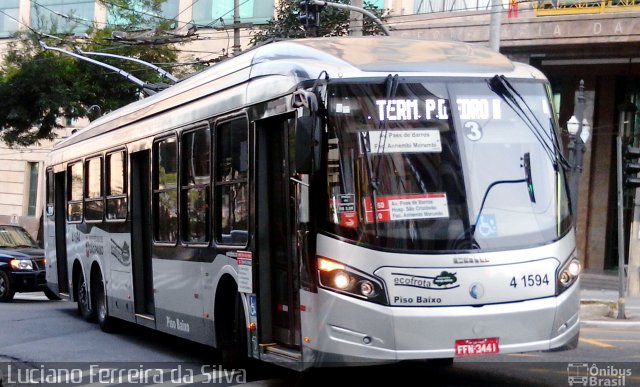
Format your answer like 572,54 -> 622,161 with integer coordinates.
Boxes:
1,1 -> 638,275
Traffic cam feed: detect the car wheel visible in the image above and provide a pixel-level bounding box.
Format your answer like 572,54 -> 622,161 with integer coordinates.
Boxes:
76,270 -> 95,321
44,288 -> 61,301
0,270 -> 15,302
94,271 -> 117,332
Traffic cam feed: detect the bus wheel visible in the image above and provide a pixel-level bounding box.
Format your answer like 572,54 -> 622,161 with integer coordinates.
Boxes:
0,271 -> 15,302
76,270 -> 95,321
94,271 -> 117,332
44,288 -> 61,300
220,293 -> 248,370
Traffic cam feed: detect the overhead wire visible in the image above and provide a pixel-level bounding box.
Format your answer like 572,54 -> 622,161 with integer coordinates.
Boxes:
2,1 -> 550,76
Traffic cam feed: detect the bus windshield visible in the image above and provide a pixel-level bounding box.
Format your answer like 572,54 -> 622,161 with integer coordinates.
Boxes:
323,79 -> 571,252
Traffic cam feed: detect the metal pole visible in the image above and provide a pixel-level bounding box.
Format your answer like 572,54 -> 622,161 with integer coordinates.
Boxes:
232,0 -> 241,56
350,0 -> 363,36
617,108 -> 627,319
567,135 -> 577,216
489,0 -> 502,51
568,80 -> 585,218
311,0 -> 390,36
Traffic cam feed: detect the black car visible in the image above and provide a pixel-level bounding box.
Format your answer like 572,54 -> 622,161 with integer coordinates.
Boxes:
0,224 -> 59,302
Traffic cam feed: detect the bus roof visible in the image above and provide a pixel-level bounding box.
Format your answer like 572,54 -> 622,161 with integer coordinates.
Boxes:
52,37 -> 536,152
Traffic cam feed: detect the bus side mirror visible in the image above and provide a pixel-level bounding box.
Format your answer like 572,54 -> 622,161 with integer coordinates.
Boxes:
295,116 -> 320,174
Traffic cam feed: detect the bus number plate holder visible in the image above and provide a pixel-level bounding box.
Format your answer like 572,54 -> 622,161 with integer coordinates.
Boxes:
454,337 -> 499,356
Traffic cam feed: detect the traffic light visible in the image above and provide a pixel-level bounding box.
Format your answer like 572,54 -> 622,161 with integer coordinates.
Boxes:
624,146 -> 640,189
298,0 -> 321,29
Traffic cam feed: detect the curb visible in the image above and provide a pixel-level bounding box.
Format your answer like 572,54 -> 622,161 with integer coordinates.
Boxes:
580,319 -> 640,328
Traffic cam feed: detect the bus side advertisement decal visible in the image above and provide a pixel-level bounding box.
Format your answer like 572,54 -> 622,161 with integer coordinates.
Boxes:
237,251 -> 253,293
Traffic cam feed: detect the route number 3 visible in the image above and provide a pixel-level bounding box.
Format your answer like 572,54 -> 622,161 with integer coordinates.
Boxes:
464,121 -> 482,141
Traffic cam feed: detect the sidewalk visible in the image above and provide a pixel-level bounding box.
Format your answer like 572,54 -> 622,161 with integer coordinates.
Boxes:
580,271 -> 640,327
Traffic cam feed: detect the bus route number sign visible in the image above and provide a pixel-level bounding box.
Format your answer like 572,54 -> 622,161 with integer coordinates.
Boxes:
454,337 -> 500,357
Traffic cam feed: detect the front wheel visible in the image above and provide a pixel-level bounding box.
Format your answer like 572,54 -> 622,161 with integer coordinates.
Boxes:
76,270 -> 95,321
44,287 -> 61,301
0,271 -> 15,302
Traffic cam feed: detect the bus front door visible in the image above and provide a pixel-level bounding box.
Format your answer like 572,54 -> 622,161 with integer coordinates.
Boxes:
256,115 -> 301,349
53,171 -> 69,295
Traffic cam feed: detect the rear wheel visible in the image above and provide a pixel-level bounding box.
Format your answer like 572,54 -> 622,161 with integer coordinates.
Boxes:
76,270 -> 95,321
0,271 -> 15,302
94,271 -> 117,332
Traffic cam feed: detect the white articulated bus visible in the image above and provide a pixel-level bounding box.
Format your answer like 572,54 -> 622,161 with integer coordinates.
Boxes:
45,37 -> 581,369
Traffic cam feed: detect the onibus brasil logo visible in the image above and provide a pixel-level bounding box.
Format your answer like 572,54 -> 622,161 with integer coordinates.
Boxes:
567,363 -> 631,386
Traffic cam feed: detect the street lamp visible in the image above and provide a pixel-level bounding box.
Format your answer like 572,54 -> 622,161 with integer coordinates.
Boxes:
567,80 -> 589,218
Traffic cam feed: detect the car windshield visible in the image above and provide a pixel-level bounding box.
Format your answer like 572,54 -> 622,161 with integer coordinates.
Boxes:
322,79 -> 571,252
0,226 -> 39,248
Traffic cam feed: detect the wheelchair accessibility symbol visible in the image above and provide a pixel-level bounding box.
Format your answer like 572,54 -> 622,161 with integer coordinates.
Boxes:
477,215 -> 497,237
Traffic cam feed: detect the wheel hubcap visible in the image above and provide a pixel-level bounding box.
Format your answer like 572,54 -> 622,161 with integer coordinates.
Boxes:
0,276 -> 6,294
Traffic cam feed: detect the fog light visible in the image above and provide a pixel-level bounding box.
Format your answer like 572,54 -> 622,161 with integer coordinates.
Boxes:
333,271 -> 350,290
360,280 -> 375,297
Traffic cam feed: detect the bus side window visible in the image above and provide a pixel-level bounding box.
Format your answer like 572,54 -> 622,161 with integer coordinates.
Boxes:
67,162 -> 83,222
214,117 -> 248,246
181,126 -> 211,243
106,151 -> 128,221
85,157 -> 104,222
153,137 -> 179,243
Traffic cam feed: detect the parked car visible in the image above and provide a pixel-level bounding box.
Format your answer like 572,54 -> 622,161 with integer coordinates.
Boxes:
0,224 -> 59,302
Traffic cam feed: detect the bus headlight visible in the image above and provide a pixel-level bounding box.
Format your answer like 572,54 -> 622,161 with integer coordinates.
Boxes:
333,270 -> 351,290
556,257 -> 581,295
317,256 -> 388,305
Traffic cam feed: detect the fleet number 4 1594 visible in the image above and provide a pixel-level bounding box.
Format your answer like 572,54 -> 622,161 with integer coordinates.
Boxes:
510,274 -> 550,288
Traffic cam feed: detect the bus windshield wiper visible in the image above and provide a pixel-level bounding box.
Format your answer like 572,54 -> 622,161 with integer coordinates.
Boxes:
360,131 -> 380,237
360,74 -> 399,237
487,75 -> 570,172
453,152 -> 535,248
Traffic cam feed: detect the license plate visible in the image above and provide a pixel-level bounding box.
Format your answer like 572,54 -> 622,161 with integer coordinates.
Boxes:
455,337 -> 500,356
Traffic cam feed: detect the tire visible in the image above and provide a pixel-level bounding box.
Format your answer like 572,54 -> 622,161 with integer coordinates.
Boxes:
94,271 -> 117,332
0,270 -> 15,302
44,287 -> 61,301
76,270 -> 96,321
220,293 -> 248,370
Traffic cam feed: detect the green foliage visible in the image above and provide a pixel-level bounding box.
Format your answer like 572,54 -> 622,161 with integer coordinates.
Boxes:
250,0 -> 387,46
99,0 -> 174,30
0,0 -> 193,146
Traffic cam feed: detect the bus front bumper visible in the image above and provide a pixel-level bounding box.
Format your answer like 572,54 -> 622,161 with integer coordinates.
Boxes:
301,281 -> 580,365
